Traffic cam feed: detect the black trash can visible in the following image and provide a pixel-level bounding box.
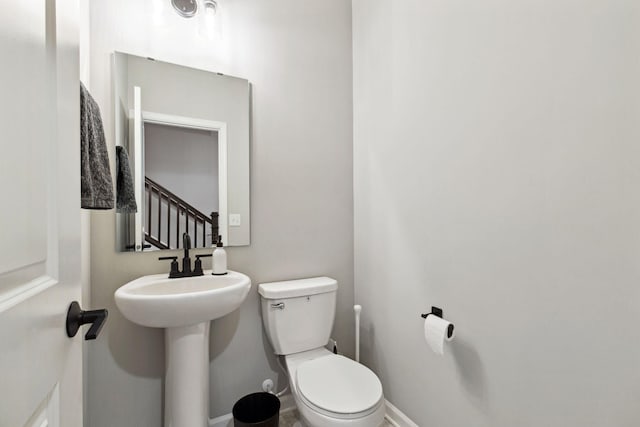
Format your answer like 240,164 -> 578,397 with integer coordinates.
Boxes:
232,392 -> 280,427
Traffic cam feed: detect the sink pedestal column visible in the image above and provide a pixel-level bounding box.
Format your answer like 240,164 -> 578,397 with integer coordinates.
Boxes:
165,322 -> 210,427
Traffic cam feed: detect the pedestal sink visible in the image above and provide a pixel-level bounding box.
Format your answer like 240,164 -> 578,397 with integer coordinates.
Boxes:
115,270 -> 251,427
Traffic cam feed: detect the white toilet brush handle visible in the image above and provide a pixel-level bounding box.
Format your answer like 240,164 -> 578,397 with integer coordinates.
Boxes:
354,305 -> 362,363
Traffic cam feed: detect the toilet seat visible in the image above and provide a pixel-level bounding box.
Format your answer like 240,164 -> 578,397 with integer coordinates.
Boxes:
295,354 -> 384,420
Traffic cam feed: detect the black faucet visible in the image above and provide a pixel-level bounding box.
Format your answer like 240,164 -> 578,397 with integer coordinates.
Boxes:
159,233 -> 210,279
211,212 -> 219,245
182,233 -> 192,275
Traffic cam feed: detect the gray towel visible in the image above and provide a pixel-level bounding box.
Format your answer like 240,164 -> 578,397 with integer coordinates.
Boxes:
116,146 -> 138,213
81,82 -> 114,209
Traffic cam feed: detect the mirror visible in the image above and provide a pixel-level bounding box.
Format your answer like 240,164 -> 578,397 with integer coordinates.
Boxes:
113,52 -> 250,252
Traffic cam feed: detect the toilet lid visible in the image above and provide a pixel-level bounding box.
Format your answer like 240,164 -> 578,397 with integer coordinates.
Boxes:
296,355 -> 383,415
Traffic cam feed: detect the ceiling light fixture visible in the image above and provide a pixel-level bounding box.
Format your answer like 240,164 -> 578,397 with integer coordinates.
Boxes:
202,0 -> 218,16
199,0 -> 218,39
171,0 -> 198,18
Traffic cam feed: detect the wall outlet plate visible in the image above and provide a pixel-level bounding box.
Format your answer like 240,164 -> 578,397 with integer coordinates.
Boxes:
229,214 -> 241,227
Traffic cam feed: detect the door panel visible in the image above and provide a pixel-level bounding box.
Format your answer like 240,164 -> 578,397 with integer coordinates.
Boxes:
24,386 -> 60,427
0,0 -> 82,426
0,0 -> 48,278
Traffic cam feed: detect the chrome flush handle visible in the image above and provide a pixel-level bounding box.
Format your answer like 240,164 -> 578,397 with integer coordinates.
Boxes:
270,302 -> 285,310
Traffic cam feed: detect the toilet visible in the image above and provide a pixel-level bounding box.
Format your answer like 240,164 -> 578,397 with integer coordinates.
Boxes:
259,277 -> 385,427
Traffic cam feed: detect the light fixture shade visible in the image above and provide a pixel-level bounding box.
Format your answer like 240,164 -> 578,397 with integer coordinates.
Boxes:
152,0 -> 167,26
199,0 -> 219,40
171,0 -> 198,18
202,0 -> 218,15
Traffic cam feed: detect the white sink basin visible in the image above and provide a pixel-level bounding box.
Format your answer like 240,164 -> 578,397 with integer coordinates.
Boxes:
115,270 -> 251,328
114,270 -> 252,427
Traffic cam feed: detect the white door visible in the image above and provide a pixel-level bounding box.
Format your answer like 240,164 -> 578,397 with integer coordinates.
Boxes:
0,1 -> 84,427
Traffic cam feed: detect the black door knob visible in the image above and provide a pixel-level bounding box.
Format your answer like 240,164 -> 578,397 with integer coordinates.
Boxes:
66,301 -> 108,340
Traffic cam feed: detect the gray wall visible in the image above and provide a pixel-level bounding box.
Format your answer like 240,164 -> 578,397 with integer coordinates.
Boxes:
86,0 -> 353,425
353,1 -> 640,426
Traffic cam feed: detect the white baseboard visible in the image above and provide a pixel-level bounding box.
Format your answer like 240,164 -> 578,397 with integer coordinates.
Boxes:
209,394 -> 296,427
208,395 -> 418,427
384,400 -> 419,427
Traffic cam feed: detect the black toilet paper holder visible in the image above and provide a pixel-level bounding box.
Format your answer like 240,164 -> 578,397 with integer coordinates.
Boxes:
421,306 -> 443,319
421,306 -> 455,339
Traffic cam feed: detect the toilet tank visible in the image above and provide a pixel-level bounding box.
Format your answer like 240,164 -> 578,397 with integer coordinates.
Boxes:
258,277 -> 337,355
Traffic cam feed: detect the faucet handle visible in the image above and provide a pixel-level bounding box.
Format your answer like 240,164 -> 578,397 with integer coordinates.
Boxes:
193,254 -> 212,276
159,256 -> 180,278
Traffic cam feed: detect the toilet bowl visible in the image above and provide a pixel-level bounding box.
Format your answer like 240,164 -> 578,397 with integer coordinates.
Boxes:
286,348 -> 385,427
258,277 -> 385,427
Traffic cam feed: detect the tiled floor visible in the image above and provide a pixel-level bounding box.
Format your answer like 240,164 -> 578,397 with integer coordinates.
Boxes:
279,409 -> 394,427
279,410 -> 303,427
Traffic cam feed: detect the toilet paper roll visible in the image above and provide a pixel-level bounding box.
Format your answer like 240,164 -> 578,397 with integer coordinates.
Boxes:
424,315 -> 455,355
